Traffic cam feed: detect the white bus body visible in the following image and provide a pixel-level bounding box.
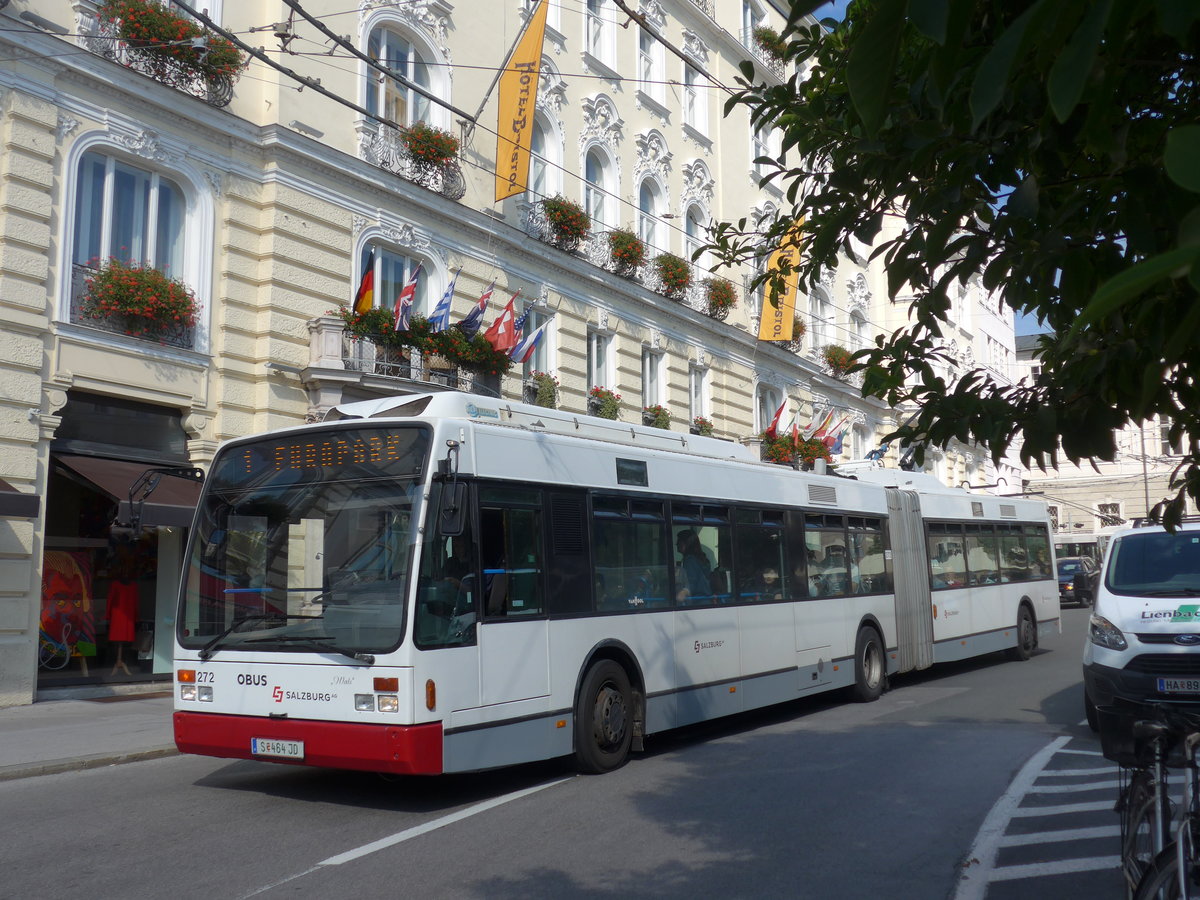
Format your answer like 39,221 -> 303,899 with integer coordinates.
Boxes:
173,393 -> 1058,775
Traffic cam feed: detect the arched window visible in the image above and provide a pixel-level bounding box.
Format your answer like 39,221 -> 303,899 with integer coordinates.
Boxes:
366,27 -> 432,125
584,148 -> 612,228
850,310 -> 868,349
73,150 -> 185,275
358,243 -> 429,317
809,288 -> 831,349
637,179 -> 663,250
684,205 -> 707,265
530,114 -> 560,198
756,384 -> 782,433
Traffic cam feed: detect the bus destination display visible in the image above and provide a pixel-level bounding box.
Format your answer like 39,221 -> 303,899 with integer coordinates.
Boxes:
211,427 -> 429,488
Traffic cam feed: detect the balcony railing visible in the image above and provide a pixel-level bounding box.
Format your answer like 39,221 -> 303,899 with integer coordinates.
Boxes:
359,122 -> 467,201
741,29 -> 786,80
79,12 -> 236,108
69,264 -> 197,350
340,333 -> 500,397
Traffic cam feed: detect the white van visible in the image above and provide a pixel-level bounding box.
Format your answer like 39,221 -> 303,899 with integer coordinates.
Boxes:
1083,521 -> 1200,730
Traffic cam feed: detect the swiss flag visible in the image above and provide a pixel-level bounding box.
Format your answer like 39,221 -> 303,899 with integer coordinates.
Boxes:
483,292 -> 520,352
764,400 -> 786,440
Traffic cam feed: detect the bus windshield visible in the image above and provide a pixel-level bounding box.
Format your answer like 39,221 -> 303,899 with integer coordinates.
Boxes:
177,426 -> 431,656
1107,530 -> 1200,597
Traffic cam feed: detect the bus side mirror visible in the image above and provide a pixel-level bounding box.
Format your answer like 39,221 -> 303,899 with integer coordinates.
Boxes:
439,483 -> 466,536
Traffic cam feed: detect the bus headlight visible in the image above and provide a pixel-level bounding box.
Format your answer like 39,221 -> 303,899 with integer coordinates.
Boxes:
198,686 -> 214,702
354,694 -> 375,712
377,694 -> 399,713
1089,615 -> 1128,651
180,684 -> 197,702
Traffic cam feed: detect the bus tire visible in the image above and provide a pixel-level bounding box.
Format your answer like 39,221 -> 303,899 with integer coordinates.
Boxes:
575,660 -> 633,774
852,626 -> 885,702
1007,605 -> 1036,661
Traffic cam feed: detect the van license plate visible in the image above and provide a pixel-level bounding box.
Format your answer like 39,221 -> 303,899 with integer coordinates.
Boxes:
1156,678 -> 1200,694
251,738 -> 304,759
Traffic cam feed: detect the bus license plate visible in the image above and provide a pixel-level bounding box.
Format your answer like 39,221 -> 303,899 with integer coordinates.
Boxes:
251,737 -> 304,759
1156,677 -> 1200,695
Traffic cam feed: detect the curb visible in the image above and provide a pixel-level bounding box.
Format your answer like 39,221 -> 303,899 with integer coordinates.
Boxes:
0,745 -> 179,783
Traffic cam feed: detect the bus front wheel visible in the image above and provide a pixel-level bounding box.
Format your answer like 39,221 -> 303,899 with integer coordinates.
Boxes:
575,660 -> 633,774
852,626 -> 885,702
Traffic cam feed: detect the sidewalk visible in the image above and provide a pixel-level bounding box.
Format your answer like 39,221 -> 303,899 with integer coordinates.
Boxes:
0,687 -> 177,782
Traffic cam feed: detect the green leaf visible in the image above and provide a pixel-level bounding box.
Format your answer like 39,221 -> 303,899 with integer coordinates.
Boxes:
1165,126 -> 1200,194
1009,172 -> 1039,219
908,0 -> 949,43
1048,0 -> 1112,123
1068,246 -> 1200,338
1156,0 -> 1200,40
1180,205 -> 1200,248
847,0 -> 908,138
969,0 -> 1049,130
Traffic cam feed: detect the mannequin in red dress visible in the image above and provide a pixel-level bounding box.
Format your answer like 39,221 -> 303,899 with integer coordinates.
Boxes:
106,544 -> 142,676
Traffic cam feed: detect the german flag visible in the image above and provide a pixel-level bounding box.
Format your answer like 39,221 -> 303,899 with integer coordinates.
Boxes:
353,248 -> 375,314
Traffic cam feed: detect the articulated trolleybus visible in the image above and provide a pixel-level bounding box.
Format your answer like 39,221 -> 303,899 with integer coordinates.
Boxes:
173,392 -> 1059,775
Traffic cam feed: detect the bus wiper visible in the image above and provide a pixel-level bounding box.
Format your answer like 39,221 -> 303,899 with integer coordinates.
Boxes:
1143,588 -> 1200,596
197,614 -> 320,660
241,634 -> 376,665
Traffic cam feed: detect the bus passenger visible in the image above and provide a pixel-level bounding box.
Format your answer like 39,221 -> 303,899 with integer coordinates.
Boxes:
675,529 -> 712,605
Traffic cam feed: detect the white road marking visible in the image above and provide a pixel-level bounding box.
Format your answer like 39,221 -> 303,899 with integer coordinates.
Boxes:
319,777 -> 572,865
950,735 -> 1129,898
242,776 -> 572,897
999,825 -> 1120,846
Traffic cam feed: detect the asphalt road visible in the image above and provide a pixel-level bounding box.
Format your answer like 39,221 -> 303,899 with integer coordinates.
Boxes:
2,607 -> 1121,900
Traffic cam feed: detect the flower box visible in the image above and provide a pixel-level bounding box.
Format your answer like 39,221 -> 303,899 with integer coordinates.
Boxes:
642,405 -> 671,429
79,258 -> 198,345
654,253 -> 691,300
541,196 -> 590,252
588,386 -> 621,420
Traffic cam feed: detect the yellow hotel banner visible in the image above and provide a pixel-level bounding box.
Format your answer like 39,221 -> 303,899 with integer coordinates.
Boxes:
495,0 -> 548,202
757,218 -> 806,341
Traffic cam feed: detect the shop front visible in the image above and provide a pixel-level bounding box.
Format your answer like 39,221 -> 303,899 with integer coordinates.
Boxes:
38,393 -> 201,690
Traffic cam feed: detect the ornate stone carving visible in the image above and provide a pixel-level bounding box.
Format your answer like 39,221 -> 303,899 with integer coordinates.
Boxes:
681,30 -> 709,66
846,273 -> 870,315
682,159 -> 714,210
112,129 -> 180,164
580,95 -> 623,148
538,69 -> 566,118
55,114 -> 80,142
633,130 -> 672,185
638,0 -> 667,29
202,169 -> 223,197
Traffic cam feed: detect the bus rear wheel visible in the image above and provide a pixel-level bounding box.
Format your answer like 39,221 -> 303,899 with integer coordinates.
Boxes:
852,626 -> 885,702
575,660 -> 633,774
1007,606 -> 1036,661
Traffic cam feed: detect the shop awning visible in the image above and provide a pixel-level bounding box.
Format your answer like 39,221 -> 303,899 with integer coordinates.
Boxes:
54,454 -> 202,528
0,478 -> 40,518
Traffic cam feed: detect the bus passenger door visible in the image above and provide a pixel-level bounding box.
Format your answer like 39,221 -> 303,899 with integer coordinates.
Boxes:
477,494 -> 549,707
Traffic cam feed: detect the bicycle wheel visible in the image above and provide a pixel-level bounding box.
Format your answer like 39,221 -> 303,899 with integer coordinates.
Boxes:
1123,773 -> 1165,896
1132,843 -> 1184,900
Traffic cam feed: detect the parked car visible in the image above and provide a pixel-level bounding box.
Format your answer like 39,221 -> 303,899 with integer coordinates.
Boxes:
1057,555 -> 1098,607
1082,521 -> 1200,735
